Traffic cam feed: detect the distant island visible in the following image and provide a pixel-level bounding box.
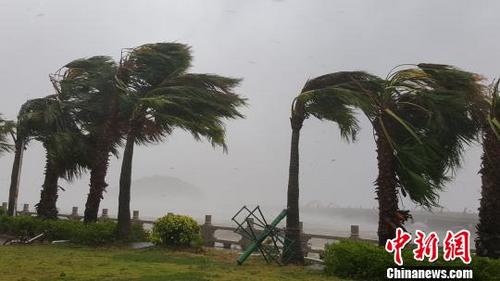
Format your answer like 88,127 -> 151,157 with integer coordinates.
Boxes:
131,175 -> 202,199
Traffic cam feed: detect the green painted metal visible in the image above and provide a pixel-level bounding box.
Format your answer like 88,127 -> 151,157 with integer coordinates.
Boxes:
236,209 -> 287,265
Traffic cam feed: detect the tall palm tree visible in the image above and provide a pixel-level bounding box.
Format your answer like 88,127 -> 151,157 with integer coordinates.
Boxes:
476,80 -> 500,258
283,73 -> 362,264
284,64 -> 482,263
52,56 -> 123,222
115,43 -> 246,238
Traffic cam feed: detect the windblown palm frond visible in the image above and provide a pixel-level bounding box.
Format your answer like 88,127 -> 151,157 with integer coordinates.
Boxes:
294,71 -> 384,142
120,43 -> 192,92
18,96 -> 88,180
56,57 -> 119,133
116,42 -> 247,238
54,56 -> 123,159
0,114 -> 15,156
119,42 -> 247,149
486,79 -> 500,138
302,64 -> 483,208
390,64 -> 484,206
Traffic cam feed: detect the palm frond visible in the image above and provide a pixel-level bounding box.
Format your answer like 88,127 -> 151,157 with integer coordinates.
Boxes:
121,43 -> 192,92
487,79 -> 500,138
0,114 -> 15,155
295,72 -> 384,142
120,44 -> 246,150
306,64 -> 484,207
18,95 -> 89,181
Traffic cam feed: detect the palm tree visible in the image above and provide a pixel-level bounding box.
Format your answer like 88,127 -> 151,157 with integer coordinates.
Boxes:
7,112 -> 28,216
115,43 -> 246,238
52,56 -> 123,222
0,114 -> 16,215
283,73 -> 362,264
10,96 -> 87,219
476,80 -> 500,258
284,64 -> 482,263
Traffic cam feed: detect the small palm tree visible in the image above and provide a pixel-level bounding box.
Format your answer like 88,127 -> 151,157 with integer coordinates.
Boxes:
476,80 -> 500,258
6,112 -> 27,216
12,96 -> 87,219
0,114 -> 17,216
115,43 -> 246,238
284,64 -> 482,263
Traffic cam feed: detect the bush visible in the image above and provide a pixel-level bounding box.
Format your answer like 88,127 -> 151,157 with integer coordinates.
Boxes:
0,214 -> 146,246
72,221 -> 117,245
150,213 -> 201,248
1,215 -> 40,237
324,240 -> 500,281
43,219 -> 82,241
129,223 -> 149,242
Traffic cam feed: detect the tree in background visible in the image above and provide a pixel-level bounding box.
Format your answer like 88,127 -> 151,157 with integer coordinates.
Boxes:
476,79 -> 500,258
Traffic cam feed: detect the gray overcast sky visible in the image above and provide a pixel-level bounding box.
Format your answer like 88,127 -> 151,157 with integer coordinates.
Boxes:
0,0 -> 497,217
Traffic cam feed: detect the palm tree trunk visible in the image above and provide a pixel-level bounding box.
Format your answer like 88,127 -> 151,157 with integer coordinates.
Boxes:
375,120 -> 399,246
84,149 -> 110,223
37,156 -> 59,219
476,125 -> 500,258
7,139 -> 24,216
117,133 -> 135,239
83,94 -> 119,223
283,106 -> 305,264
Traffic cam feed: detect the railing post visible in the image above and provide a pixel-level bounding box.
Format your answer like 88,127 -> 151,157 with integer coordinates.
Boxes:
201,215 -> 215,247
299,221 -> 311,257
1,202 -> 7,211
132,210 -> 144,227
22,203 -> 29,214
101,208 -> 109,219
71,207 -> 79,219
239,217 -> 254,250
350,225 -> 359,240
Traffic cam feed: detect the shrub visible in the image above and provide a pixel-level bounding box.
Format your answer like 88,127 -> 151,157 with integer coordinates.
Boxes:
43,219 -> 82,241
129,223 -> 149,242
0,214 -> 146,246
324,240 -> 500,281
189,232 -> 204,251
4,215 -> 41,237
72,221 -> 117,245
150,213 -> 201,248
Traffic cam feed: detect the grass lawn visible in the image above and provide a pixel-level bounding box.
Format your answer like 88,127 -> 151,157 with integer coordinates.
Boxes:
0,245 -> 345,281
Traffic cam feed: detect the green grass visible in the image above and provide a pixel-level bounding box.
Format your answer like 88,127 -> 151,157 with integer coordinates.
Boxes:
0,245 -> 346,281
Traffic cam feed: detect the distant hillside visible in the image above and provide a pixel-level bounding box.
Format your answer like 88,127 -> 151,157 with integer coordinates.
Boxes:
131,175 -> 202,199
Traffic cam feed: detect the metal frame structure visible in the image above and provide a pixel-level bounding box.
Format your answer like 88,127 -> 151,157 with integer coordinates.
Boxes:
231,205 -> 294,265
